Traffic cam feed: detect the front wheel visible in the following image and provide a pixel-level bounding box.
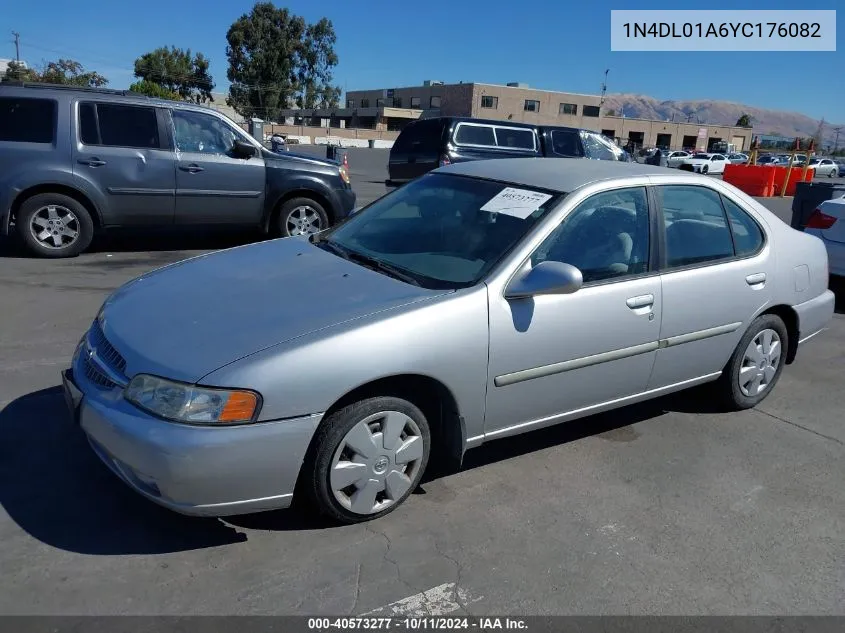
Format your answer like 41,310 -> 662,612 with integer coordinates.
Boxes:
830,168 -> 838,178
715,314 -> 788,411
305,396 -> 431,524
702,165 -> 709,175
277,197 -> 329,237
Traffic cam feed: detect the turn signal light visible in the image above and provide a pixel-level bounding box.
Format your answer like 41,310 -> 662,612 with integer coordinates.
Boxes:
805,209 -> 837,230
439,154 -> 451,167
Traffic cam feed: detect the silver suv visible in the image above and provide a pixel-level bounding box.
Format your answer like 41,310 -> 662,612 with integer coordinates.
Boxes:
0,83 -> 356,258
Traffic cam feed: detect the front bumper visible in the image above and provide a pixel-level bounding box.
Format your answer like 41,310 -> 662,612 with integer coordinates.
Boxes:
63,358 -> 322,517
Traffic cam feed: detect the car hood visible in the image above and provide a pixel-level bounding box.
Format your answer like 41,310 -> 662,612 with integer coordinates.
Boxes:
100,238 -> 449,384
683,159 -> 709,164
262,148 -> 338,167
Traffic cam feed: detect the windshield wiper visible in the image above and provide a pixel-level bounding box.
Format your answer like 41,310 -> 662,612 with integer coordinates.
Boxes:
317,238 -> 351,260
345,251 -> 422,286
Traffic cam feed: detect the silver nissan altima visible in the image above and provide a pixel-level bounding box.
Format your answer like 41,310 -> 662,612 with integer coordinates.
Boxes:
63,158 -> 835,524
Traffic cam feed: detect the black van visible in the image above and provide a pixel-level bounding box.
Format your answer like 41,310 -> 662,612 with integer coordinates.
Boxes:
388,117 -> 630,183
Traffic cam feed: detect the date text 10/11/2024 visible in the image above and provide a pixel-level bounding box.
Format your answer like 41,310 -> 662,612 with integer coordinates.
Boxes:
307,617 -> 528,630
622,22 -> 822,39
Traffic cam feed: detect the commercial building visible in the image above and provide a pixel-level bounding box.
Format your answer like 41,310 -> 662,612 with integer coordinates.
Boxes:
278,80 -> 753,152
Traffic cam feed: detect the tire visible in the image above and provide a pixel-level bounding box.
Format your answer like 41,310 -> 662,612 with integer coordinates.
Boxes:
715,314 -> 788,411
702,165 -> 709,175
276,197 -> 329,238
829,168 -> 837,178
16,193 -> 94,258
304,396 -> 431,524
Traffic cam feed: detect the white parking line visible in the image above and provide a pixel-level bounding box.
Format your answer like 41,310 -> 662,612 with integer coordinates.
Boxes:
362,582 -> 480,617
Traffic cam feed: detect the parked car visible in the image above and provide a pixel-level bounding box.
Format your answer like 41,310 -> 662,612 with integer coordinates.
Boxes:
728,153 -> 749,164
807,157 -> 839,178
387,117 -> 628,183
679,152 -> 729,175
803,198 -> 845,276
757,155 -> 785,166
836,159 -> 845,177
0,83 -> 356,258
63,158 -> 835,523
666,150 -> 692,168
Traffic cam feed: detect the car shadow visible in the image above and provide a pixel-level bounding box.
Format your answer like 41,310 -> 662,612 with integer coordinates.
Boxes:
830,275 -> 845,314
0,387 -> 248,555
0,229 -> 263,258
1,382 -> 722,548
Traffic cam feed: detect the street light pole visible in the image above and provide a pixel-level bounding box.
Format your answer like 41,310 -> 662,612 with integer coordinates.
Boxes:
12,31 -> 20,62
833,127 -> 841,154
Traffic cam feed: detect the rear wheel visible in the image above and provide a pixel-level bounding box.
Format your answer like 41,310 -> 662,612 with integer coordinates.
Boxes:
16,193 -> 94,258
305,396 -> 430,524
715,314 -> 788,411
277,197 -> 329,238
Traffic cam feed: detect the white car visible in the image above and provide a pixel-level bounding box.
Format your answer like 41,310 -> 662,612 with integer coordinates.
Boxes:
808,158 -> 839,178
666,150 -> 691,168
680,152 -> 728,175
804,198 -> 845,276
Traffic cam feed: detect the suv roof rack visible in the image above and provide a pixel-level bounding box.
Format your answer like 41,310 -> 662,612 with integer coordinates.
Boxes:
0,81 -> 152,98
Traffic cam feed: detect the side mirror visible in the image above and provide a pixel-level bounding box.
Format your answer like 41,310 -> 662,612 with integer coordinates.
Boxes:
505,261 -> 583,300
233,140 -> 257,158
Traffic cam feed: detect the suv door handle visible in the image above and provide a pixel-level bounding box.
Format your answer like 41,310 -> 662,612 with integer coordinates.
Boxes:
746,273 -> 767,286
180,164 -> 204,173
626,294 -> 654,309
78,158 -> 106,167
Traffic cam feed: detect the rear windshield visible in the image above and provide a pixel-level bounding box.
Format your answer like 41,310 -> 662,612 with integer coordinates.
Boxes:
453,123 -> 536,151
393,119 -> 443,153
0,97 -> 56,143
320,173 -> 562,289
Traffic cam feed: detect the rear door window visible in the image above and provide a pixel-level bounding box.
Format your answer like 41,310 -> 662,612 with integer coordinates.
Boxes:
494,127 -> 535,150
454,123 -> 496,147
549,129 -> 583,157
80,102 -> 160,149
0,97 -> 56,143
394,119 -> 442,153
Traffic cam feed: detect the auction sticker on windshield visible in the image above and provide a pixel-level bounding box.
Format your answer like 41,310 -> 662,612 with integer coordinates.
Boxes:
480,188 -> 553,219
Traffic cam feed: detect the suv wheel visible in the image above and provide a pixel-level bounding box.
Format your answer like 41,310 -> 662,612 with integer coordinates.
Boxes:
277,197 -> 329,237
17,193 -> 94,258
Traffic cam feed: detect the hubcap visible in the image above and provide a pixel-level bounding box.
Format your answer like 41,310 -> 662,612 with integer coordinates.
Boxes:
30,205 -> 80,249
330,411 -> 425,515
739,328 -> 781,397
286,205 -> 323,236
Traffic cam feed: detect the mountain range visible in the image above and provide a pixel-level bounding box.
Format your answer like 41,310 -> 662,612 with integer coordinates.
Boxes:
602,94 -> 843,148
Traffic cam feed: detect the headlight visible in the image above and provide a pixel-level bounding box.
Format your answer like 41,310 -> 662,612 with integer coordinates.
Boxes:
124,374 -> 261,425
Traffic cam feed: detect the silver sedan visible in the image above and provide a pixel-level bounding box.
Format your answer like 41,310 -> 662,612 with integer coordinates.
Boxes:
63,159 -> 836,523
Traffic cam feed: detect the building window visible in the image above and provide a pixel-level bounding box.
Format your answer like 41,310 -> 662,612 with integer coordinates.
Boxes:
361,98 -> 370,107
559,103 -> 577,115
345,99 -> 355,108
394,97 -> 402,108
376,98 -> 394,107
601,129 -> 616,139
430,96 -> 442,108
411,96 -> 421,108
481,95 -> 498,109
583,105 -> 600,117
524,100 -> 540,112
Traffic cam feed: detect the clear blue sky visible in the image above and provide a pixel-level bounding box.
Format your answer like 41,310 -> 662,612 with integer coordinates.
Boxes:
5,0 -> 843,120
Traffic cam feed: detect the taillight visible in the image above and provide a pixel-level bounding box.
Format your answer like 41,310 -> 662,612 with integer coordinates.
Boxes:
805,209 -> 837,230
438,153 -> 451,167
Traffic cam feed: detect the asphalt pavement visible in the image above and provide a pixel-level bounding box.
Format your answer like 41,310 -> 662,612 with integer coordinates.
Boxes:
1,152 -> 844,616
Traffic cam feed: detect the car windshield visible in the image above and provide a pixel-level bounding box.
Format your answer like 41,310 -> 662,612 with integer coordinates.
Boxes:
693,153 -> 710,159
809,158 -> 820,164
317,173 -> 563,290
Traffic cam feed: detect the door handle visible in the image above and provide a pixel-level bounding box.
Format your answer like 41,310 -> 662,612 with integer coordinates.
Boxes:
745,273 -> 767,286
78,158 -> 106,167
179,164 -> 204,173
626,294 -> 654,309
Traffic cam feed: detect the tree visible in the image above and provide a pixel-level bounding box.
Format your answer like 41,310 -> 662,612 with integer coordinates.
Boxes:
225,2 -> 341,119
605,109 -> 616,116
812,118 -> 825,151
2,58 -> 107,87
129,79 -> 181,100
133,47 -> 214,103
736,113 -> 753,127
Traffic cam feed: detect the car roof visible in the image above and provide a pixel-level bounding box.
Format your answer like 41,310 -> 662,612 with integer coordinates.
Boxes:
436,157 -> 696,193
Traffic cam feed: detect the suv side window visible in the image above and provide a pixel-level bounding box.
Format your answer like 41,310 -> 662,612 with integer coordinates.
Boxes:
581,132 -> 620,161
549,129 -> 583,157
657,185 -> 734,269
454,123 -> 495,147
532,187 -> 650,284
80,102 -> 160,149
0,97 -> 56,144
494,127 -> 535,150
172,109 -> 239,155
721,196 -> 764,256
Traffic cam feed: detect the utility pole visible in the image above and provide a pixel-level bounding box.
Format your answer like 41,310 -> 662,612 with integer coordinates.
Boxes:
600,69 -> 609,107
833,126 -> 841,154
12,31 -> 20,62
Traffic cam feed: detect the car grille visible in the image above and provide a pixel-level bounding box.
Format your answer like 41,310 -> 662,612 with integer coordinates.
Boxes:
88,320 -> 127,376
82,354 -> 118,390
